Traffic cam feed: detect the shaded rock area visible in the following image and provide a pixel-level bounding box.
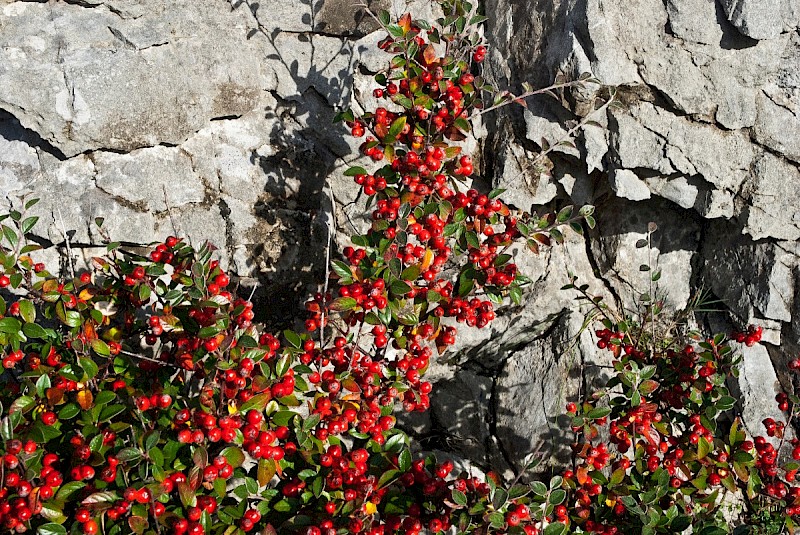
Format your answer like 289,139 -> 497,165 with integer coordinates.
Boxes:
1,0 -> 799,478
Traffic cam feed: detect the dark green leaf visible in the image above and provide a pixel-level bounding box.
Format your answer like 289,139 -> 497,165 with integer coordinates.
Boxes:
22,322 -> 47,339
543,523 -> 567,535
37,523 -> 67,535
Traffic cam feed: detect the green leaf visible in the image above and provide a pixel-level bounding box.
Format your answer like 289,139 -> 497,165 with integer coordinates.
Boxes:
36,374 -> 51,398
329,297 -> 358,311
79,357 -> 99,380
302,413 -> 321,432
390,280 -> 412,296
116,448 -> 143,462
492,487 -> 508,510
454,117 -> 471,132
178,482 -> 196,508
716,396 -> 736,411
386,24 -> 404,37
670,516 -> 691,531
145,430 -> 160,451
400,264 -> 420,281
56,481 -> 87,501
95,390 -> 116,406
283,330 -> 302,349
90,339 -> 111,358
37,523 -> 67,535
385,116 -> 407,143
343,166 -> 367,177
697,436 -> 711,460
81,491 -> 119,504
398,449 -> 411,472
378,469 -> 400,489
98,404 -> 126,423
221,446 -> 246,469
452,489 -> 467,506
557,205 -> 573,223
57,402 -> 80,420
239,393 -> 271,413
0,417 -> 12,442
465,231 -> 480,249
543,523 -> 567,535
531,481 -> 548,496
18,300 -> 35,323
22,322 -> 47,339
2,224 -> 18,248
587,407 -> 611,419
548,489 -> 566,505
697,528 -> 727,535
0,317 -> 21,334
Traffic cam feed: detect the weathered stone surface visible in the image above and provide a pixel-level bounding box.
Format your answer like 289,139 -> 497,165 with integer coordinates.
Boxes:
430,371 -> 494,464
609,169 -> 650,201
592,197 -> 699,310
732,342 -> 787,440
702,222 -> 796,323
753,91 -> 800,163
0,1 -> 270,157
720,0 -> 798,40
742,153 -> 800,241
92,147 -> 208,213
494,311 -> 599,472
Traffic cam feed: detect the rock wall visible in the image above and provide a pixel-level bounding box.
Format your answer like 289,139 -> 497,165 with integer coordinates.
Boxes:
0,0 -> 798,477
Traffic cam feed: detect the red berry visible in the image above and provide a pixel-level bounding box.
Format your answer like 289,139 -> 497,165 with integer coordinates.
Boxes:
41,411 -> 57,425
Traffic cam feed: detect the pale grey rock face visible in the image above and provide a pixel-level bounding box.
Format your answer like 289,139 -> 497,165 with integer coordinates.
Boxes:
0,1 -> 271,157
609,169 -> 651,201
719,0 -> 799,40
1,0 -> 800,478
741,153 -> 800,241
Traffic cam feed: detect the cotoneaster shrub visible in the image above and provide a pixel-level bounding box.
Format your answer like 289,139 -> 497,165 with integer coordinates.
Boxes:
0,2 -> 798,535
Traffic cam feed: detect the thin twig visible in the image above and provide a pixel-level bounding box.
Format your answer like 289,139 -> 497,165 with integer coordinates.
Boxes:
162,185 -> 180,239
320,182 -> 336,349
56,206 -> 76,279
472,80 -> 592,118
120,349 -> 180,369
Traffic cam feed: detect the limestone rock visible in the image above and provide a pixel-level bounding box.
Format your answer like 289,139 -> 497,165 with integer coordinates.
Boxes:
732,343 -> 787,441
664,0 -> 723,45
743,153 -> 800,241
592,197 -> 698,310
702,223 -> 796,323
92,147 -> 209,213
609,169 -> 651,201
0,1 -> 270,157
494,312 -> 598,472
753,91 -> 800,163
720,0 -> 798,40
430,371 -> 494,464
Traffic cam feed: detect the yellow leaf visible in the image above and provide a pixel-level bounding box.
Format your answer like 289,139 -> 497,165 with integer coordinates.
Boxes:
398,13 -> 411,34
420,248 -> 434,271
363,502 -> 377,515
76,389 -> 94,410
78,289 -> 95,301
103,327 -> 123,342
